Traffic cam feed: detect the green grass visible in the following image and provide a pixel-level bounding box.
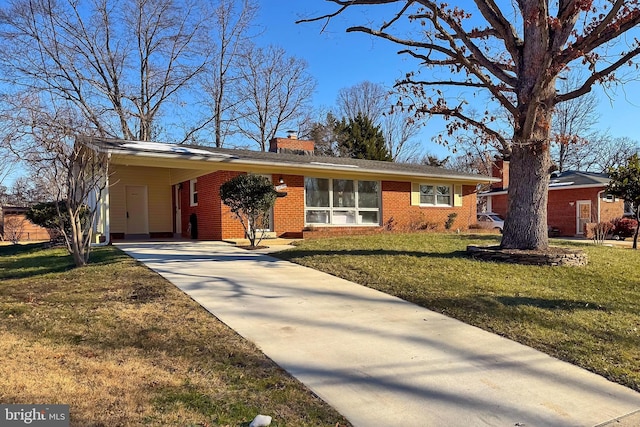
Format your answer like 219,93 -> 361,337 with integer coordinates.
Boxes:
0,244 -> 350,427
275,233 -> 640,392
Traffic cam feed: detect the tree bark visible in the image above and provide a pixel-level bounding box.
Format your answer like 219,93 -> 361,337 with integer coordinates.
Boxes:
501,144 -> 552,249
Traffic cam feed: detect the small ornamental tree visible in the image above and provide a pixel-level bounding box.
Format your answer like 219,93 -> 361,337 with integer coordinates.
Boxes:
220,174 -> 278,248
607,154 -> 640,249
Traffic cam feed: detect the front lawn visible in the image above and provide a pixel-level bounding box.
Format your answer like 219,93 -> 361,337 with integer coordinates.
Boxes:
0,244 -> 349,426
275,233 -> 640,392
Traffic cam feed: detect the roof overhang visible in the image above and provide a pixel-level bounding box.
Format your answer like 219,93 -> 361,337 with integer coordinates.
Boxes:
480,183 -> 609,197
83,137 -> 498,185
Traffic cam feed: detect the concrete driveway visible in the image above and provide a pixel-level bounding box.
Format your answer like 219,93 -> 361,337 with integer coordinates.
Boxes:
117,241 -> 640,427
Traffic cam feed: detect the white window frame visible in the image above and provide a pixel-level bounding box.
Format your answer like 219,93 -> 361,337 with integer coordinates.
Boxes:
189,179 -> 198,206
304,177 -> 380,226
419,183 -> 453,207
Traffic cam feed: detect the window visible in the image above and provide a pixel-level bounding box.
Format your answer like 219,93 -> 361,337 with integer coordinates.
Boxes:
190,179 -> 198,206
601,193 -> 616,203
420,184 -> 451,206
305,178 -> 379,225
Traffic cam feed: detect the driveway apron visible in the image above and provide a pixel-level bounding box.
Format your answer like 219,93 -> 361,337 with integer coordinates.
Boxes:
117,241 -> 640,427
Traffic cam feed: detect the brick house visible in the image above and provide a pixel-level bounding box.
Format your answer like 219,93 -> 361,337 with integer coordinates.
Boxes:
1,206 -> 52,242
81,136 -> 496,243
480,160 -> 625,237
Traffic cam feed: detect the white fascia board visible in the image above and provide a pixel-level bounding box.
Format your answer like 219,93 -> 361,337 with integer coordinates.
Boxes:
480,183 -> 608,197
100,145 -> 496,184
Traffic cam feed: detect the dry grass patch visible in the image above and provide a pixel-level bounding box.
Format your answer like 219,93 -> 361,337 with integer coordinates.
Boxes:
0,244 -> 349,427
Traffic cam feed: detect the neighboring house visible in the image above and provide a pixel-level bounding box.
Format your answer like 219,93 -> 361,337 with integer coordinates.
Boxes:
80,135 -> 496,242
0,206 -> 52,242
480,160 -> 625,237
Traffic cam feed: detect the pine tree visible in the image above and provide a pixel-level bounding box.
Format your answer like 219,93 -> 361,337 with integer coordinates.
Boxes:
336,113 -> 391,161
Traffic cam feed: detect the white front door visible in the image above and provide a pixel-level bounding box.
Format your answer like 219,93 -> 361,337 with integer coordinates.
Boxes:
576,200 -> 592,235
125,185 -> 149,235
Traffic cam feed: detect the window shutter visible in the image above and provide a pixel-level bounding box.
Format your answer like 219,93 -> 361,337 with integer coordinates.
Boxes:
411,182 -> 420,206
454,184 -> 463,207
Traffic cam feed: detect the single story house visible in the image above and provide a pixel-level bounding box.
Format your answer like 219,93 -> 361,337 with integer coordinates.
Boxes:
81,135 -> 497,243
480,160 -> 625,236
1,206 -> 52,242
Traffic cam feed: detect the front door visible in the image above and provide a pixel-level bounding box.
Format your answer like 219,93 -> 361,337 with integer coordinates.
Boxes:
125,185 -> 149,236
576,201 -> 592,235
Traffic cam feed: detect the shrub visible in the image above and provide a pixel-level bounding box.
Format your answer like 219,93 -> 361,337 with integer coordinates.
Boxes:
585,222 -> 613,244
445,213 -> 458,230
611,217 -> 638,239
220,174 -> 278,248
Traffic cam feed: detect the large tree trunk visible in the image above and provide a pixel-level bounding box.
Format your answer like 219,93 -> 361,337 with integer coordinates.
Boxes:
501,144 -> 552,250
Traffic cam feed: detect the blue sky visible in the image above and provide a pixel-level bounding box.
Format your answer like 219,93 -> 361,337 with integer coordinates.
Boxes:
258,1 -> 640,152
5,1 -> 640,186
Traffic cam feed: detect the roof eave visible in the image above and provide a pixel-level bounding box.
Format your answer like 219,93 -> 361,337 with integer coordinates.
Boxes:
95,141 -> 496,184
480,182 -> 610,197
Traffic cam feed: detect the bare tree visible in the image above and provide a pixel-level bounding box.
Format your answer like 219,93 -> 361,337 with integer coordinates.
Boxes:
234,44 -> 316,151
551,75 -> 600,172
336,81 -> 423,161
4,176 -> 53,206
0,0 -> 212,142
301,0 -> 640,250
552,133 -> 639,173
200,0 -> 259,147
593,136 -> 640,172
2,216 -> 25,244
2,97 -> 108,266
337,81 -> 387,124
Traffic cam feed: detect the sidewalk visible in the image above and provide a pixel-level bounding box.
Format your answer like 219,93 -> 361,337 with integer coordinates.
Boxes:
117,241 -> 640,427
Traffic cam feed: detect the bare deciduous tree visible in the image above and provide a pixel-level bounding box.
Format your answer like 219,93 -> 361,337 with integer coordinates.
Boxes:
336,81 -> 423,161
551,75 -> 600,172
2,99 -> 108,266
337,81 -> 387,124
200,0 -> 259,147
0,0 -> 212,142
234,44 -> 316,151
301,0 -> 640,250
2,216 -> 25,244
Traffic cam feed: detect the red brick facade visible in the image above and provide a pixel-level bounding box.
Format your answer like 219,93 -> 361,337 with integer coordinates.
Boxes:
173,172 -> 481,240
177,170 -> 245,240
273,174 -> 305,238
1,210 -> 51,241
488,188 -> 624,236
381,181 -> 477,232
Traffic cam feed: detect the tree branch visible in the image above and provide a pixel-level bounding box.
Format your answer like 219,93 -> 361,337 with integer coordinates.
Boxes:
555,46 -> 640,104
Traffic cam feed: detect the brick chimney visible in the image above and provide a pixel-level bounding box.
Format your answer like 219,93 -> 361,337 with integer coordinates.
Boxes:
269,131 -> 315,155
491,159 -> 509,190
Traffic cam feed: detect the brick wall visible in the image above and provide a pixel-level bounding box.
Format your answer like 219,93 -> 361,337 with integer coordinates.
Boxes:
381,181 -> 477,232
489,193 -> 508,218
2,213 -> 51,241
177,174 -> 481,240
178,171 -> 244,240
273,174 -> 305,238
488,187 -> 624,236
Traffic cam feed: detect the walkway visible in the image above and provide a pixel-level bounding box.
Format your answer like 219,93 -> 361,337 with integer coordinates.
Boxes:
117,241 -> 640,427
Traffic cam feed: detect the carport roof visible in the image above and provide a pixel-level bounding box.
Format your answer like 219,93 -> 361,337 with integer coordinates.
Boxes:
80,136 -> 498,184
481,170 -> 612,196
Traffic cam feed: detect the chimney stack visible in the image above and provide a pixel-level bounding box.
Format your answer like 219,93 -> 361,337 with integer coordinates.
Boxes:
491,159 -> 509,190
269,133 -> 314,155
286,130 -> 298,140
